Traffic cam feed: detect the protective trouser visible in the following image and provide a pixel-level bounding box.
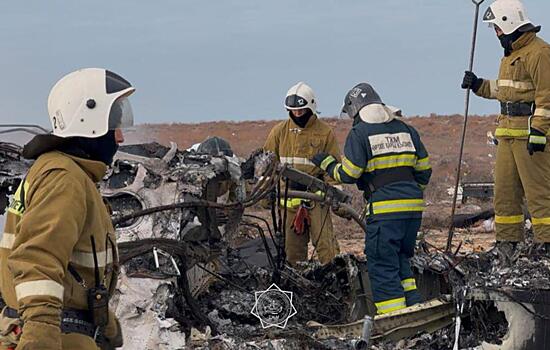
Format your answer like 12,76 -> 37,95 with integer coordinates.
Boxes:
283,202 -> 340,266
495,138 -> 550,242
365,218 -> 422,314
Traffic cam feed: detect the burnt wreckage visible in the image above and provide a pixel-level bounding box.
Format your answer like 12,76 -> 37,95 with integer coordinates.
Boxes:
1,138 -> 550,350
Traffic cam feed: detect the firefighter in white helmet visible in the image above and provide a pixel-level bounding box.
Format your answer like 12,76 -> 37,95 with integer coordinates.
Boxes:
264,82 -> 341,266
0,68 -> 134,349
462,0 -> 550,259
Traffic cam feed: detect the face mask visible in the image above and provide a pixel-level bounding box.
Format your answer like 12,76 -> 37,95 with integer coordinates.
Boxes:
499,30 -> 524,56
289,109 -> 313,128
62,130 -> 119,165
79,131 -> 119,165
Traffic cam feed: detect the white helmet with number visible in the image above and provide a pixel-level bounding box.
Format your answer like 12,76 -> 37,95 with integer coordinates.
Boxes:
47,68 -> 136,138
284,82 -> 317,114
483,0 -> 536,35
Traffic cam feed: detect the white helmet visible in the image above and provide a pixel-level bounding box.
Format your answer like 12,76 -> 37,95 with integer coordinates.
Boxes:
47,68 -> 136,138
284,82 -> 317,114
483,0 -> 535,35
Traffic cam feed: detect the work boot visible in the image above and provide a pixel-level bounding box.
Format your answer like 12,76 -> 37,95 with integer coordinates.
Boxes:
495,241 -> 519,266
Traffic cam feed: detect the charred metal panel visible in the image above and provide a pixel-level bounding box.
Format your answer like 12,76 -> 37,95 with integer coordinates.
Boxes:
461,181 -> 494,203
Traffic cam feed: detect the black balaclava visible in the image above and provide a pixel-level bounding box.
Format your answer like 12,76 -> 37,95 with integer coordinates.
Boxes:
499,29 -> 524,56
22,130 -> 118,166
289,108 -> 313,128
59,130 -> 118,165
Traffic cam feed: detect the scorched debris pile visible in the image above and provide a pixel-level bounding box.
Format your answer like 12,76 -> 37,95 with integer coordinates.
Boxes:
1,141 -> 549,349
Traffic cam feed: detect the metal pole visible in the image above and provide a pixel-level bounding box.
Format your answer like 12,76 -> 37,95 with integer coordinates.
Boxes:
446,0 -> 485,252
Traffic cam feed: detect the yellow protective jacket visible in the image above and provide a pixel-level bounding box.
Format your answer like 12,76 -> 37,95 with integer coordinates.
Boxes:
1,151 -> 120,349
476,32 -> 550,138
264,115 -> 341,199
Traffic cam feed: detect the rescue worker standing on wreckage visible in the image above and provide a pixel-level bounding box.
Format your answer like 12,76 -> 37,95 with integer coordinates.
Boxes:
311,83 -> 432,314
0,68 -> 135,349
462,0 -> 550,254
264,82 -> 341,266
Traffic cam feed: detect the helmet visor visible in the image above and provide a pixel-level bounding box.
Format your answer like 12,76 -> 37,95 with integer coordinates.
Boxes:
108,97 -> 134,129
285,94 -> 308,110
482,6 -> 496,23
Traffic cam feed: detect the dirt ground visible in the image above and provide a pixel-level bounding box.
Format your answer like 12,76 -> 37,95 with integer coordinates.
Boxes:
126,114 -> 499,255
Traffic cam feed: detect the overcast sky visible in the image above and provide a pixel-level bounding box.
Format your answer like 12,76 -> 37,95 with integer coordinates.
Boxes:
1,0 -> 550,128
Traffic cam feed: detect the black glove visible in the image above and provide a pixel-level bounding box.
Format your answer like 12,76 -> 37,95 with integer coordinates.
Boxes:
528,128 -> 547,155
461,71 -> 483,92
311,152 -> 337,171
240,156 -> 256,180
241,148 -> 263,180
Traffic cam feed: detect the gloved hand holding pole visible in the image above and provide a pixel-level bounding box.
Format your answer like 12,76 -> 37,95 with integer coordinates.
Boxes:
447,0 -> 485,253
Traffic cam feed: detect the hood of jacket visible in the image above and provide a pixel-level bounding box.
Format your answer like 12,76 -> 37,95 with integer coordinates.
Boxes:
358,104 -> 403,124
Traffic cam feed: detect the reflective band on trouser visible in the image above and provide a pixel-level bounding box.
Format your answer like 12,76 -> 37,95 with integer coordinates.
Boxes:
0,233 -> 15,249
71,248 -> 113,268
342,157 -> 363,179
280,198 -> 303,209
401,278 -> 417,292
495,128 -> 530,138
279,157 -> 315,167
372,199 -> 425,215
375,297 -> 406,314
414,156 -> 431,171
15,280 -> 64,301
489,80 -> 498,98
333,164 -> 342,183
530,135 -> 547,145
366,154 -> 417,172
535,108 -> 550,117
320,155 -> 336,171
497,80 -> 534,90
494,215 -> 524,224
532,217 -> 550,225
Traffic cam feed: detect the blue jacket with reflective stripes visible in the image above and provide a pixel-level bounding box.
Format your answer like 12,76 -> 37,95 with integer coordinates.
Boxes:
325,119 -> 432,220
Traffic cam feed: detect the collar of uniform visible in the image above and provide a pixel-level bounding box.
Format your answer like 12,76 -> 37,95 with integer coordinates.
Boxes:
288,113 -> 318,130
512,32 -> 536,51
58,151 -> 107,183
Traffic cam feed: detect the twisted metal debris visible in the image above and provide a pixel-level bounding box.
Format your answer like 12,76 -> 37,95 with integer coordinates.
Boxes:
2,136 -> 550,349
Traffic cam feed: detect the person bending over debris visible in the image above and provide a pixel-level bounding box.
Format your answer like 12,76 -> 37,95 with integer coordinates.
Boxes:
462,0 -> 550,257
0,68 -> 135,349
264,82 -> 341,266
311,83 -> 432,314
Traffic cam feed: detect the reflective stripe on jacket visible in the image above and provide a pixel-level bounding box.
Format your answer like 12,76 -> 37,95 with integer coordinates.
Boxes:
1,151 -> 120,346
476,32 -> 550,138
325,119 -> 431,220
264,114 -> 341,204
